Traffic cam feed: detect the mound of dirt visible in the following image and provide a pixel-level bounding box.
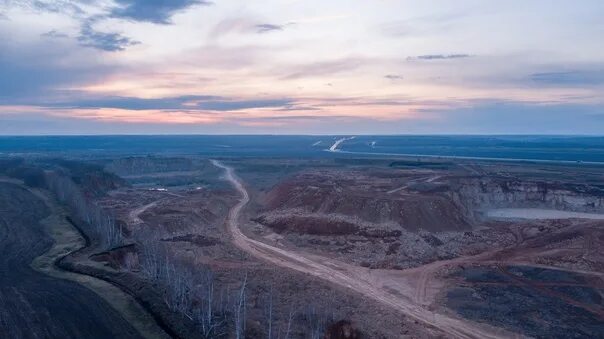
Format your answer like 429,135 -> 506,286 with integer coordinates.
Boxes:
254,213 -> 402,238
254,214 -> 359,236
263,172 -> 470,232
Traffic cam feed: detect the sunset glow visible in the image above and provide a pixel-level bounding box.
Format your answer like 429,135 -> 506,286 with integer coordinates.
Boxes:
1,1 -> 603,134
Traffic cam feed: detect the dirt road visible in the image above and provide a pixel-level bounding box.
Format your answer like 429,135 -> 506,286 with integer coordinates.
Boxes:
212,160 -> 513,339
129,200 -> 162,226
0,182 -> 143,339
328,136 -> 355,152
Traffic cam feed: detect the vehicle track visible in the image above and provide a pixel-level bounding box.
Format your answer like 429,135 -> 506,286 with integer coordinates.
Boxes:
129,200 -> 162,227
212,160 -> 513,339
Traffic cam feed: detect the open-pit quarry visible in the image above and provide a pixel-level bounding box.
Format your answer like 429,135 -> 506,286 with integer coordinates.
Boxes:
1,152 -> 603,338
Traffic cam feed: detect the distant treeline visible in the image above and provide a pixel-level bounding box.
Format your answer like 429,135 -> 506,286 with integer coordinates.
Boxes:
389,160 -> 453,169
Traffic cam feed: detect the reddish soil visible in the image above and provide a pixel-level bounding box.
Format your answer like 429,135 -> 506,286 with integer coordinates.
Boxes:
263,170 -> 471,233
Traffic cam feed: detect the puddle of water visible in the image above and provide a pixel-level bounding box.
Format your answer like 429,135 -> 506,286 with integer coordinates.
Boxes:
486,208 -> 604,220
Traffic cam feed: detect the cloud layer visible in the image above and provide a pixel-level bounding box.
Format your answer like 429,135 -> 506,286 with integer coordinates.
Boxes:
0,0 -> 603,134
111,0 -> 213,24
78,21 -> 140,51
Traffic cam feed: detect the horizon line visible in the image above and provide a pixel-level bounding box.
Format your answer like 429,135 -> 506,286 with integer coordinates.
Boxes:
1,133 -> 604,137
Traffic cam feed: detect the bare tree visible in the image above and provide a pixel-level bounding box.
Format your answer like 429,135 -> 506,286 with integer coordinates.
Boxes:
303,304 -> 331,339
282,302 -> 296,339
138,237 -> 231,337
123,251 -> 138,271
195,270 -> 226,338
140,239 -> 164,281
233,273 -> 247,339
162,259 -> 194,317
45,171 -> 123,250
264,284 -> 274,339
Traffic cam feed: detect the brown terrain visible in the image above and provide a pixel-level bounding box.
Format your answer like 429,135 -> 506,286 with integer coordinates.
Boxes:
1,155 -> 603,338
237,158 -> 604,338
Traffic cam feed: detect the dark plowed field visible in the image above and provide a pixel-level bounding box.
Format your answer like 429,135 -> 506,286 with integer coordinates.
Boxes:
0,182 -> 141,339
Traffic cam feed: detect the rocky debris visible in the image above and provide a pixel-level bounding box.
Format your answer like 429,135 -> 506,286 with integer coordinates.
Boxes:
253,212 -> 402,238
253,213 -> 360,236
266,220 -> 516,269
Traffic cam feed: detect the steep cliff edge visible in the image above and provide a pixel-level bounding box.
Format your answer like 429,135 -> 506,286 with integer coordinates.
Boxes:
450,178 -> 604,219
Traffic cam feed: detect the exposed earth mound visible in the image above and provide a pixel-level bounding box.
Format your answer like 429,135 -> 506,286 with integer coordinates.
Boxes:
253,213 -> 402,238
263,170 -> 471,233
251,165 -> 604,272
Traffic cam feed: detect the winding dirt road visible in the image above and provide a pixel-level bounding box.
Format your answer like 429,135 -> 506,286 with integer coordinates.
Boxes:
212,160 -> 514,339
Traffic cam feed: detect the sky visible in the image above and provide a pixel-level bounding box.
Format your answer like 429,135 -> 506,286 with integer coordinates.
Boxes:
0,0 -> 603,135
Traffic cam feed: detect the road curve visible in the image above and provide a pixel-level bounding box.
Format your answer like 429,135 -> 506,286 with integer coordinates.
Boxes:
327,136 -> 355,152
211,160 -> 512,339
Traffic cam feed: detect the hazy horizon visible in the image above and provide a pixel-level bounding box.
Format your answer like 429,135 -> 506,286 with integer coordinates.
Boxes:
2,133 -> 604,137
